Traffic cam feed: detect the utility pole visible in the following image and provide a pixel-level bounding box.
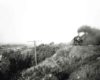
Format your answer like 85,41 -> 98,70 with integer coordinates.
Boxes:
27,40 -> 41,66
34,41 -> 37,65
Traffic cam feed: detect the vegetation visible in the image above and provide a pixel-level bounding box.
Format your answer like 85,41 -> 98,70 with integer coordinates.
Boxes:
0,43 -> 59,80
0,50 -> 33,80
36,44 -> 59,63
19,46 -> 100,80
1,43 -> 100,80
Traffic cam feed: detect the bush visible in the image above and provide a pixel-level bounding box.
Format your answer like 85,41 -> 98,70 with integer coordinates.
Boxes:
36,44 -> 59,63
0,43 -> 59,80
0,50 -> 33,80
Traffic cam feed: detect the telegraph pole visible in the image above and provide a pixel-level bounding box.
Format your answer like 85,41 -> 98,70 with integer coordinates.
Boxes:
34,41 -> 37,65
27,40 -> 41,66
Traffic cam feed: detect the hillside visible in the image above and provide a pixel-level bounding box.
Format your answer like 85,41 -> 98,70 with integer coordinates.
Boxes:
20,45 -> 100,80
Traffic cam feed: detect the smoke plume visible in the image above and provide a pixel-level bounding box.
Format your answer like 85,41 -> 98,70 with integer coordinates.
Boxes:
77,25 -> 100,45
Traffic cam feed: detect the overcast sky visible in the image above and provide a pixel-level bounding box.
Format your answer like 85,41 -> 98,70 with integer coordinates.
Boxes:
0,0 -> 100,44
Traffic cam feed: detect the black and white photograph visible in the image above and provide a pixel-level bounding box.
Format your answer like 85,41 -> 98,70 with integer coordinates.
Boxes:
0,0 -> 100,80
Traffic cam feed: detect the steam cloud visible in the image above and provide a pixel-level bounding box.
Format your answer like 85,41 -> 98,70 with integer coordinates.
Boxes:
77,25 -> 100,45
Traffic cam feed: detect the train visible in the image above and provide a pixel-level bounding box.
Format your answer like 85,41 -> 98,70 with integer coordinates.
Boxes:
73,33 -> 86,45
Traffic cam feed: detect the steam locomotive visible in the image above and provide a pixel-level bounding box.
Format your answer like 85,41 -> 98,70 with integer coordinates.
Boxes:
73,32 -> 86,45
73,36 -> 83,45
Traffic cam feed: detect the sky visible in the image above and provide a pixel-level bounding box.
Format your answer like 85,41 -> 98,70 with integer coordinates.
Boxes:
0,0 -> 100,44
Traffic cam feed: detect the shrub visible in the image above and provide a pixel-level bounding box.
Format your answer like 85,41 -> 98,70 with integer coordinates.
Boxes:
0,50 -> 33,80
0,43 -> 59,80
36,44 -> 59,63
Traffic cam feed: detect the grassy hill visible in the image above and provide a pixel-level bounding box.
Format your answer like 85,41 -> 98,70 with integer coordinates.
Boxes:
19,45 -> 100,80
